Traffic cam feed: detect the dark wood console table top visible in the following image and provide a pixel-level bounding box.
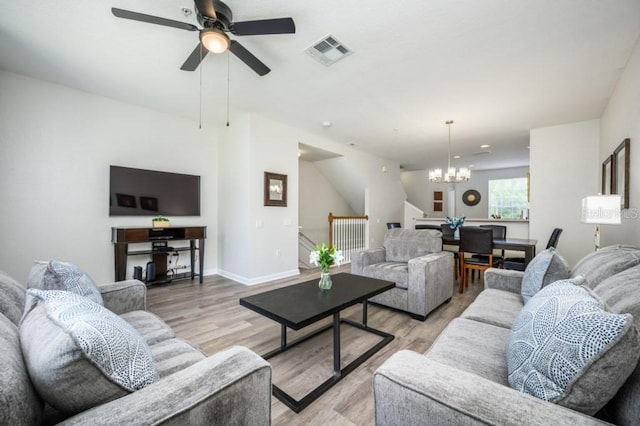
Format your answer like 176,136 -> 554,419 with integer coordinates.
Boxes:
111,226 -> 206,284
240,273 -> 395,412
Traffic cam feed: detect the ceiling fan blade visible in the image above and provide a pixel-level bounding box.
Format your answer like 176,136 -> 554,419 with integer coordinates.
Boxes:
194,0 -> 217,19
231,18 -> 295,36
112,8 -> 198,32
229,40 -> 270,76
181,44 -> 209,71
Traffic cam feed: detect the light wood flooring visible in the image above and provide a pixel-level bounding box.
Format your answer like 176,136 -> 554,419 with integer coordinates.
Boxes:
146,266 -> 482,425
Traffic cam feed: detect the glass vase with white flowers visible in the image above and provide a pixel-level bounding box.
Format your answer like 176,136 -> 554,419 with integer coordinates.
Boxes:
309,243 -> 344,290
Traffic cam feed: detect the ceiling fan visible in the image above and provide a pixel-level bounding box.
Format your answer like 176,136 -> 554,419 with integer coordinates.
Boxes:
111,0 -> 295,76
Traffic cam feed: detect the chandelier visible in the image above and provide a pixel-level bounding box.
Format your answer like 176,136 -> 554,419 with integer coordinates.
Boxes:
428,120 -> 470,183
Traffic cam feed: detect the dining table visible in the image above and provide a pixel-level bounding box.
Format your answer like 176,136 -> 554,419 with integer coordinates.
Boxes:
442,236 -> 538,267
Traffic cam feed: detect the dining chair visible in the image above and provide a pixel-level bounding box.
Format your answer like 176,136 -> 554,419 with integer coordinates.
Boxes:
459,227 -> 502,293
503,228 -> 563,271
479,225 -> 507,254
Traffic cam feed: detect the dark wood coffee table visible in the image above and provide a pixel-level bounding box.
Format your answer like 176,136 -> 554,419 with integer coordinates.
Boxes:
239,272 -> 395,412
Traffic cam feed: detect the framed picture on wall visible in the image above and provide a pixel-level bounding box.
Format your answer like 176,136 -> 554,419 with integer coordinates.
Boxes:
602,155 -> 614,195
264,172 -> 287,207
613,138 -> 630,209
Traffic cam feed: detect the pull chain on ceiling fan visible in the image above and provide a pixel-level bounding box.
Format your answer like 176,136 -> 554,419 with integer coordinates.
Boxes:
111,0 -> 295,76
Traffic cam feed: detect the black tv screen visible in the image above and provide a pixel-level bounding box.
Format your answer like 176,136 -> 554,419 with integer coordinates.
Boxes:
109,166 -> 201,216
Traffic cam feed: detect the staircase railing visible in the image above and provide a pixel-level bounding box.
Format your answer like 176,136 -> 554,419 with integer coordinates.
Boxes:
328,212 -> 368,263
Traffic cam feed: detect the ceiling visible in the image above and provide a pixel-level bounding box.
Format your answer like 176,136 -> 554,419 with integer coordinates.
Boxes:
1,1 -> 639,171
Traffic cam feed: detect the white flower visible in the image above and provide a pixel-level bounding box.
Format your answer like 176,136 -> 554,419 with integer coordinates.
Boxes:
309,250 -> 319,266
333,250 -> 344,266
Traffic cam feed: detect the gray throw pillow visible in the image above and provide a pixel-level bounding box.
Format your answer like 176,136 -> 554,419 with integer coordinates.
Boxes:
0,270 -> 26,326
521,248 -> 570,303
20,289 -> 159,414
571,245 -> 640,289
28,260 -> 104,305
506,278 -> 640,415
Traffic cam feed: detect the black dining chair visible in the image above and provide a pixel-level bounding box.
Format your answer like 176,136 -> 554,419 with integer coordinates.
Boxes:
503,228 -> 563,271
386,222 -> 402,229
468,224 -> 507,281
459,227 -> 502,293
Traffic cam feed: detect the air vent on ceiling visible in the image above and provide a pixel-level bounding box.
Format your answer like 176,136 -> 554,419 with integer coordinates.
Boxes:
304,34 -> 353,66
472,150 -> 492,156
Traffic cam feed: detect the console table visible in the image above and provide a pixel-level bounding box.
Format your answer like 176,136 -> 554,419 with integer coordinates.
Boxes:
112,226 -> 206,284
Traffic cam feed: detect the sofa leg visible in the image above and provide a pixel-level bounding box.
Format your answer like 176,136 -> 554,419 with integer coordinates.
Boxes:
410,313 -> 427,321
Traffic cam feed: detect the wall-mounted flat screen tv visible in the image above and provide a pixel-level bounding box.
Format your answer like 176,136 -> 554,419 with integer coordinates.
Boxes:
109,165 -> 201,216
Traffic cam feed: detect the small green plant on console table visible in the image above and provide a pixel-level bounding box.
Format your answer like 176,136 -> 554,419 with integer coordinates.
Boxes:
152,216 -> 170,228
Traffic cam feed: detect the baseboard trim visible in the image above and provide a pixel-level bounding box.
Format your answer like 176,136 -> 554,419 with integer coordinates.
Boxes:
216,268 -> 300,286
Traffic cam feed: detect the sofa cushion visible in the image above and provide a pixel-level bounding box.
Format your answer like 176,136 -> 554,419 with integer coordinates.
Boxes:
0,270 -> 26,326
0,314 -> 43,425
460,289 -> 523,329
521,248 -> 570,304
149,338 -> 206,377
425,318 -> 511,386
506,278 -> 640,415
120,310 -> 176,345
383,229 -> 441,262
571,245 -> 640,289
363,262 -> 409,289
591,264 -> 640,425
28,260 -> 104,305
20,289 -> 159,414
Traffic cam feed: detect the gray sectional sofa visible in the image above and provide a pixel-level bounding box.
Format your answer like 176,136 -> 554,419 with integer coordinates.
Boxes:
1,264 -> 271,425
351,229 -> 454,320
374,245 -> 640,425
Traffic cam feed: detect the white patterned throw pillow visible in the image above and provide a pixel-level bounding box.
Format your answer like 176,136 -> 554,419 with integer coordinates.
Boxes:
20,289 -> 159,414
28,260 -> 104,305
506,277 -> 640,414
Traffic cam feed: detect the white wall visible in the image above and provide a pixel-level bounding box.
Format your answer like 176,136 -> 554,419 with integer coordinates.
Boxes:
217,113 -> 251,280
455,167 -> 529,218
401,167 -> 529,219
297,139 -> 406,249
529,119 -> 600,266
600,37 -> 640,247
249,115 -> 299,281
0,71 -> 218,284
217,113 -> 300,284
401,170 -> 449,218
299,159 -> 356,245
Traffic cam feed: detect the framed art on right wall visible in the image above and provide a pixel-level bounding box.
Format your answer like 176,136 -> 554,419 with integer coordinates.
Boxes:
602,155 -> 614,195
613,138 -> 630,209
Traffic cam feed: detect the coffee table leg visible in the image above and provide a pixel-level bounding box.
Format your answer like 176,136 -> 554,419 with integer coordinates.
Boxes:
333,313 -> 341,376
362,301 -> 368,327
281,324 -> 287,350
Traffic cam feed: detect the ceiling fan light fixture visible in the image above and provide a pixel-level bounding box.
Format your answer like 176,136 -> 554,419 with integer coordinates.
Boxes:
200,28 -> 230,53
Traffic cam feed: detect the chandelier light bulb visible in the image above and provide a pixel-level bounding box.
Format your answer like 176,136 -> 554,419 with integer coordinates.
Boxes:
428,120 -> 470,184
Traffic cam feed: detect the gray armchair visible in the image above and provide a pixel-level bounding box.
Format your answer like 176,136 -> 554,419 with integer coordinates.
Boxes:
351,229 -> 453,320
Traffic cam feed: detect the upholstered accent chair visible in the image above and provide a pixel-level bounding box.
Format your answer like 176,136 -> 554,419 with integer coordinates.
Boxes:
351,229 -> 454,320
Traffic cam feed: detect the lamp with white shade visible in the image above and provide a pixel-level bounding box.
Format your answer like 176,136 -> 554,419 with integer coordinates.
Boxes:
581,195 -> 621,251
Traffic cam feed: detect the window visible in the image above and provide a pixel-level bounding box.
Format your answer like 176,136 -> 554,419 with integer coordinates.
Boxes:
488,177 -> 529,219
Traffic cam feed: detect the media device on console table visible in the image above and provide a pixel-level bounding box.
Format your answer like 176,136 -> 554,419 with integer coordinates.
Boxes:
112,226 -> 206,284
